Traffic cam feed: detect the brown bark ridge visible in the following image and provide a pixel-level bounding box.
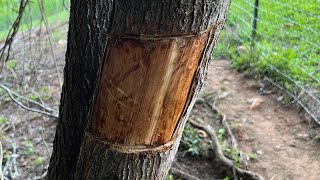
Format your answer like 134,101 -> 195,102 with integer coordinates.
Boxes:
74,0 -> 231,179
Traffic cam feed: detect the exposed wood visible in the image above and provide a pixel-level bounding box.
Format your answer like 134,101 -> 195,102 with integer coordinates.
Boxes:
90,32 -> 209,146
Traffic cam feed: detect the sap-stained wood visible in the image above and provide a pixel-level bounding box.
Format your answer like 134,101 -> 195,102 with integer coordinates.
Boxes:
90,32 -> 209,145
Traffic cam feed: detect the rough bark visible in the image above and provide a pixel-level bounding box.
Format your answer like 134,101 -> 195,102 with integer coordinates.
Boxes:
74,0 -> 231,179
46,0 -> 113,179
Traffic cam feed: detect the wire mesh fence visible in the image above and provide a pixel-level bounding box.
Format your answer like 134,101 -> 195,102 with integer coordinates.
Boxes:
215,0 -> 320,123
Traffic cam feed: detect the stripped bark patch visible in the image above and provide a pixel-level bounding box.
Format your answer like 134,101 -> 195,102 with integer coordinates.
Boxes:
89,32 -> 210,146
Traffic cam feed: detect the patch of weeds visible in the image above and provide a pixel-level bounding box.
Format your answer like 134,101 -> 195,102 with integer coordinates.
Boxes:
52,30 -> 64,41
213,29 -> 241,59
28,94 -> 39,101
214,110 -> 223,120
224,148 -> 242,166
181,122 -> 208,156
23,140 -> 35,155
199,90 -> 214,99
218,128 -> 226,142
40,86 -> 53,100
218,126 -> 258,167
6,60 -> 17,70
0,116 -> 8,125
166,174 -> 174,180
246,152 -> 258,160
219,85 -> 227,92
230,122 -> 242,130
32,156 -> 45,166
0,88 -> 4,96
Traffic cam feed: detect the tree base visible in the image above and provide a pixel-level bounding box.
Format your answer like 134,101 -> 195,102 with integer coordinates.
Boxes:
74,133 -> 181,180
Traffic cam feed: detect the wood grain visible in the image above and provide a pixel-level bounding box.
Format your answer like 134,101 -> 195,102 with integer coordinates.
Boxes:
89,32 -> 209,146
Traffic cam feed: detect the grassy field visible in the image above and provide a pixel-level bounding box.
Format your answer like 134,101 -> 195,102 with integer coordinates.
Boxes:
215,0 -> 320,93
0,0 -> 69,40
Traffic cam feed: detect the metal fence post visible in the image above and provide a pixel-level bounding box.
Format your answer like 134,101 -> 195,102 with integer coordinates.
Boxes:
252,0 -> 259,46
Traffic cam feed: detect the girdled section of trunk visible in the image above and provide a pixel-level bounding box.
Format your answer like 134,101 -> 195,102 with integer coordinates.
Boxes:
89,32 -> 209,146
75,0 -> 230,179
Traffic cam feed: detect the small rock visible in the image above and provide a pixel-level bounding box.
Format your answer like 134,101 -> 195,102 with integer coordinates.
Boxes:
256,150 -> 263,155
58,39 -> 67,45
277,95 -> 284,102
247,98 -> 263,110
295,133 -> 309,141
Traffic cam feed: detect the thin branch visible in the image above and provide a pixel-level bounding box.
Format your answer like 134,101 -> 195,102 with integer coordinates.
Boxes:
0,84 -> 58,118
221,115 -> 238,150
0,84 -> 56,113
38,0 -> 63,89
169,167 -> 202,180
10,143 -> 19,178
32,171 -> 47,180
0,0 -> 30,74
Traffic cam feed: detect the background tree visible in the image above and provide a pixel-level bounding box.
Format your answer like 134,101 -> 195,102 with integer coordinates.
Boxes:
46,0 -> 230,179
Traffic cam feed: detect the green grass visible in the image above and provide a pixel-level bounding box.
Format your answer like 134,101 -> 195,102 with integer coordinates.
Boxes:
214,0 -> 320,93
0,0 -> 70,40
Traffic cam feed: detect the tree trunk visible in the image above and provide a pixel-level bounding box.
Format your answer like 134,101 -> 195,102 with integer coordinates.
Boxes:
74,0 -> 230,179
46,0 -> 113,179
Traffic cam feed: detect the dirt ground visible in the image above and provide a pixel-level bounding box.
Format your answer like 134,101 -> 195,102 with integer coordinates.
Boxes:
1,23 -> 320,179
202,59 -> 320,180
0,23 -> 67,179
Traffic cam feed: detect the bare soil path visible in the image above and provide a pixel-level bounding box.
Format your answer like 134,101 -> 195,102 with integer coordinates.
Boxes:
204,59 -> 320,180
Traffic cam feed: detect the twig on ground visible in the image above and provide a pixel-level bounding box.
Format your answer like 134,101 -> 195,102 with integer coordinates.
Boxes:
11,144 -> 19,179
2,156 -> 11,179
0,84 -> 58,118
221,115 -> 238,150
197,98 -> 239,149
41,122 -> 51,156
270,174 -> 277,180
32,171 -> 47,180
169,166 -> 201,180
0,84 -> 57,113
189,119 -> 264,180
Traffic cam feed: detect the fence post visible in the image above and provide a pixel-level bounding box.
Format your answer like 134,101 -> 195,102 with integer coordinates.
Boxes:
252,0 -> 259,46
